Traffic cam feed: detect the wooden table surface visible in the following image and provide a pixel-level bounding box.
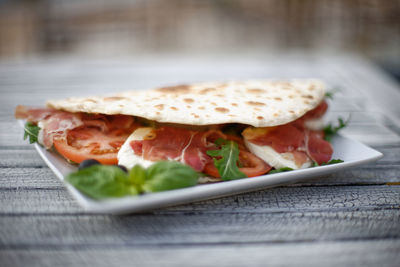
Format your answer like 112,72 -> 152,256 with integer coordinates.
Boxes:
1,55 -> 399,267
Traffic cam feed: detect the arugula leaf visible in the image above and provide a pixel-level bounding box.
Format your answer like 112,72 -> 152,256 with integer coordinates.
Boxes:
269,167 -> 294,174
66,161 -> 199,199
143,161 -> 199,193
312,159 -> 344,167
206,138 -> 246,181
66,165 -> 138,200
325,87 -> 340,99
23,122 -> 40,144
323,159 -> 344,165
323,117 -> 349,142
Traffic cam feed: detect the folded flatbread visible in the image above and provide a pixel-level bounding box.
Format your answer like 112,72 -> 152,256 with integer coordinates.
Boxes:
47,80 -> 325,127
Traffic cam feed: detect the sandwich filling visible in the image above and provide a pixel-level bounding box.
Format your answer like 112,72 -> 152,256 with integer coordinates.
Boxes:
118,126 -> 271,178
15,99 -> 332,179
242,100 -> 332,169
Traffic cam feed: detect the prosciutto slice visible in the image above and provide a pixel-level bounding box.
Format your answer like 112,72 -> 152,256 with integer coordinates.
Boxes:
244,99 -> 333,165
304,130 -> 333,164
301,100 -> 328,120
16,106 -> 84,148
39,112 -> 84,148
248,124 -> 305,153
15,106 -> 136,149
15,105 -> 55,123
245,123 -> 333,165
130,127 -> 221,172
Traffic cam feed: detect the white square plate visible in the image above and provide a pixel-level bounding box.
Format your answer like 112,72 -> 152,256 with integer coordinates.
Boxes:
32,134 -> 383,214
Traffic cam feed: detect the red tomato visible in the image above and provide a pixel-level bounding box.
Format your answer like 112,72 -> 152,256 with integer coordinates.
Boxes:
53,127 -> 131,165
203,150 -> 271,178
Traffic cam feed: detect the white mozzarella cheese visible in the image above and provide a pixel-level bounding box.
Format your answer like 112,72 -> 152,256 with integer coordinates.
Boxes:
117,127 -> 155,169
37,121 -> 45,146
244,140 -> 311,170
304,117 -> 325,130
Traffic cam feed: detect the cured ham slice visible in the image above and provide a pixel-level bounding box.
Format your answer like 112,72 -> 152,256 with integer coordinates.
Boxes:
301,100 -> 328,121
243,122 -> 333,167
130,127 -> 217,171
39,112 -> 84,148
15,106 -> 136,149
15,105 -> 56,123
16,106 -> 84,148
293,100 -> 328,129
305,130 -> 333,165
246,124 -> 305,153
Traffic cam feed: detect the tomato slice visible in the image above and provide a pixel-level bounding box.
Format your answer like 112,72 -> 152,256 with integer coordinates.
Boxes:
238,151 -> 272,177
53,127 -> 131,165
203,150 -> 272,178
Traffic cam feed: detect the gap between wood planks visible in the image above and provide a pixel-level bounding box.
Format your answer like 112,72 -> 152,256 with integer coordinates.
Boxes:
1,238 -> 400,250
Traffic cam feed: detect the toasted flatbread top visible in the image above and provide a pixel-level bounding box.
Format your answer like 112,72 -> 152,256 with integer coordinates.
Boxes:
47,80 -> 326,127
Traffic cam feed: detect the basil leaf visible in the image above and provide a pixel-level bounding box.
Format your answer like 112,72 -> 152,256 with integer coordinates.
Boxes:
323,117 -> 349,142
128,164 -> 147,192
207,138 -> 246,181
66,165 -> 138,199
313,159 -> 344,167
66,161 -> 199,199
269,167 -> 293,174
142,161 -> 199,192
23,122 -> 40,144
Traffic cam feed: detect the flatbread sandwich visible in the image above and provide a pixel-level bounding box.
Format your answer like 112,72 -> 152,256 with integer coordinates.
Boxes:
15,80 -> 334,183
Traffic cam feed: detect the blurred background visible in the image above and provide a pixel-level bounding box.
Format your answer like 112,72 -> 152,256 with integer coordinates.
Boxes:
0,0 -> 399,79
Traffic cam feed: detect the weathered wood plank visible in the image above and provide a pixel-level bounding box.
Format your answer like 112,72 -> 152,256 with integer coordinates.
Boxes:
0,150 -> 46,168
301,165 -> 400,185
0,121 -> 27,148
0,209 -> 398,247
0,188 -> 82,214
0,168 -> 63,189
1,185 -> 398,214
1,240 -> 399,267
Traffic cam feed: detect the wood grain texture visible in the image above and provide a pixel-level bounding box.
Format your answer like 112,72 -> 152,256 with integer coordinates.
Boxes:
1,209 -> 399,247
0,168 -> 63,189
0,150 -> 45,168
1,240 -> 400,267
1,55 -> 400,267
1,185 -> 398,214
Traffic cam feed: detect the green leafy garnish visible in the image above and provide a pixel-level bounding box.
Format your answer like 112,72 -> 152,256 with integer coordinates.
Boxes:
325,88 -> 340,99
23,122 -> 40,144
128,164 -> 147,193
323,117 -> 349,142
66,161 -> 199,199
143,161 -> 199,192
269,167 -> 294,174
312,159 -> 344,167
206,138 -> 246,181
66,165 -> 138,200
